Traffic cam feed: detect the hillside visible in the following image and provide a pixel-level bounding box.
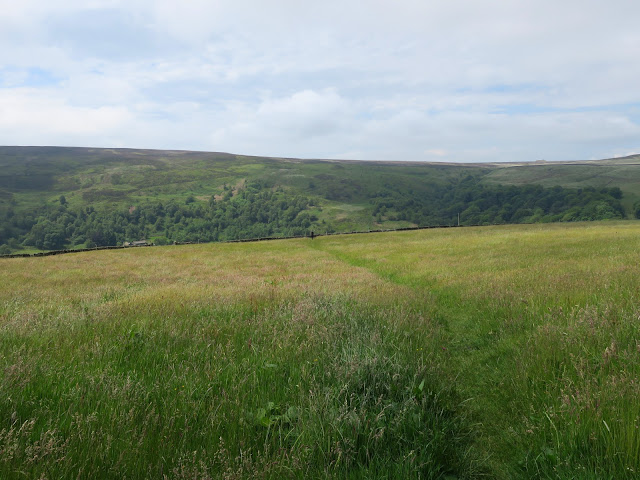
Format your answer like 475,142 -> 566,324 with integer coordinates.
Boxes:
483,154 -> 640,213
0,146 -> 637,253
2,221 -> 640,478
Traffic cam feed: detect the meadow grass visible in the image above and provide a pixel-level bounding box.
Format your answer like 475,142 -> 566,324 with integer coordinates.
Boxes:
1,221 -> 640,478
314,221 -> 640,478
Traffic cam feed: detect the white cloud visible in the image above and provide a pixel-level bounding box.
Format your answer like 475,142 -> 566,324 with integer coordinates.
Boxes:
0,88 -> 133,145
209,90 -> 353,157
0,0 -> 639,161
255,90 -> 348,135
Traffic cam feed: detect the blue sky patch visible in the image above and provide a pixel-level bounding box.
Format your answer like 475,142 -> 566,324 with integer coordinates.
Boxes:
0,67 -> 61,88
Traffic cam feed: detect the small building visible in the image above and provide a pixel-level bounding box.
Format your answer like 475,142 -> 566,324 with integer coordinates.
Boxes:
123,240 -> 152,247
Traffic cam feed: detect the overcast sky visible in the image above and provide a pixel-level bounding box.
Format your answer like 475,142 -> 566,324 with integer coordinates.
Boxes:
1,1 -> 639,162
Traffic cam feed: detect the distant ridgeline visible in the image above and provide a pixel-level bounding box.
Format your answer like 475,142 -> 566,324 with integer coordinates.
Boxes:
0,177 -> 626,254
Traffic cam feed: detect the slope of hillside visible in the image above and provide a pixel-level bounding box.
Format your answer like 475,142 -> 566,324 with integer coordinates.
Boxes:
0,146 -> 635,253
483,154 -> 640,212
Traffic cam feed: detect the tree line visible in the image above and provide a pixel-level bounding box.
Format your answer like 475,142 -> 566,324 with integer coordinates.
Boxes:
0,178 -> 628,254
0,181 -> 316,253
370,176 -> 625,226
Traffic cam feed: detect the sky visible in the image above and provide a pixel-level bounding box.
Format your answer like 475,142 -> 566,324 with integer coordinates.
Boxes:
1,0 -> 639,163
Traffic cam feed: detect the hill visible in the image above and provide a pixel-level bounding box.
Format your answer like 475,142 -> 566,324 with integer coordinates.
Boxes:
0,146 -> 637,253
483,154 -> 640,213
1,221 -> 640,478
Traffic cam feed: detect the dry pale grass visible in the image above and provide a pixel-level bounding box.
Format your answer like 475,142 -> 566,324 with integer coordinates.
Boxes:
0,238 -> 411,334
0,239 -> 408,302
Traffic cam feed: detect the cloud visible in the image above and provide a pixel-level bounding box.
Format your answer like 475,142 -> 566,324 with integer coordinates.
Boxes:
42,8 -> 175,61
255,90 -> 348,136
0,0 -> 639,161
209,90 -> 353,157
0,88 -> 135,145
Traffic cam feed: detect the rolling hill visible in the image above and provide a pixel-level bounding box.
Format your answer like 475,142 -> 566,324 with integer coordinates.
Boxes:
0,146 -> 638,253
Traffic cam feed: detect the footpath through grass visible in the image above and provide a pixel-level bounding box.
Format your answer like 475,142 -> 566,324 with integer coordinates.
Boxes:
312,221 -> 640,478
1,221 -> 640,478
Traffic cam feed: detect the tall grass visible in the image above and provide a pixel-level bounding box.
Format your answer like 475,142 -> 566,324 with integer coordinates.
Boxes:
0,298 -> 482,478
0,242 -> 483,478
314,221 -> 640,478
2,221 -> 640,478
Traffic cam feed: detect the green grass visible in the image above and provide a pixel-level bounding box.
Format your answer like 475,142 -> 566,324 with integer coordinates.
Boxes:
2,221 -> 640,478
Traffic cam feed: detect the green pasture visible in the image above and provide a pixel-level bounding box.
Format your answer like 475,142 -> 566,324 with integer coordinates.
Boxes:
1,221 -> 640,478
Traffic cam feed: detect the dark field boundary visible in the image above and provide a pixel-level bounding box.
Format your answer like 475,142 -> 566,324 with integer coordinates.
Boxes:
0,224 -> 468,259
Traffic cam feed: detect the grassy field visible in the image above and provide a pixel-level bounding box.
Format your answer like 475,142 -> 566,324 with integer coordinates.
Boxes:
2,221 -> 640,478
